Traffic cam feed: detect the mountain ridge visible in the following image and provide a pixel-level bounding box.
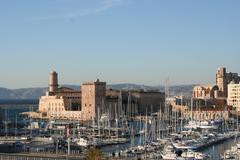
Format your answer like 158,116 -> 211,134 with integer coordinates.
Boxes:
0,83 -> 195,99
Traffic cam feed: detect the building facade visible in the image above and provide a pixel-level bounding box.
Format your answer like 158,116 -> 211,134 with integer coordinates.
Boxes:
227,81 -> 240,109
183,109 -> 229,121
216,67 -> 240,97
37,71 -> 165,121
193,85 -> 219,99
81,79 -> 106,120
193,67 -> 240,99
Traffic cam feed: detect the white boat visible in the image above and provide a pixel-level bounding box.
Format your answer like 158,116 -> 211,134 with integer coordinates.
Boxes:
182,150 -> 209,160
185,121 -> 218,130
161,153 -> 177,160
161,144 -> 178,160
75,138 -> 89,147
172,141 -> 197,150
236,143 -> 240,149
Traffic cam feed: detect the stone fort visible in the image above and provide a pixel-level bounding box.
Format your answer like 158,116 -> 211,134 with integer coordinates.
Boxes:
39,71 -> 165,121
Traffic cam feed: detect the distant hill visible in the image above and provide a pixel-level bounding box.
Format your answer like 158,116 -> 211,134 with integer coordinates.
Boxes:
107,84 -> 194,97
0,84 -> 195,99
0,87 -> 47,100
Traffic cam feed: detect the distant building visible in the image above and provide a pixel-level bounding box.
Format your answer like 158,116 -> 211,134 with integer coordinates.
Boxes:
193,67 -> 240,99
227,81 -> 240,109
39,71 -> 82,120
182,98 -> 230,121
193,85 -> 219,99
81,79 -> 106,120
106,89 -> 165,119
38,71 -> 165,121
216,67 -> 240,97
183,106 -> 229,121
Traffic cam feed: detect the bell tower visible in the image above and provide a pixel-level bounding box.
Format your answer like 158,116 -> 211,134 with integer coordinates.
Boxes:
216,67 -> 226,97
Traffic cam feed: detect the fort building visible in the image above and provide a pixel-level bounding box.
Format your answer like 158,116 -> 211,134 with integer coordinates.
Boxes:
38,71 -> 165,121
81,79 -> 106,120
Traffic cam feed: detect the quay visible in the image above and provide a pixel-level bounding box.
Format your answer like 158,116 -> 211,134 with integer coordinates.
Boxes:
0,153 -> 84,160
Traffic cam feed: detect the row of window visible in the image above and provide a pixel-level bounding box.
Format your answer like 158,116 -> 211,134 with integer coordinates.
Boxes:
84,103 -> 92,107
48,107 -> 64,112
49,103 -> 64,106
229,96 -> 240,99
66,96 -> 80,99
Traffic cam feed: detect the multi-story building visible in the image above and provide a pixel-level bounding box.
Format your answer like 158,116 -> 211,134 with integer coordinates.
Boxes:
227,81 -> 240,109
81,79 -> 106,120
39,71 -> 82,119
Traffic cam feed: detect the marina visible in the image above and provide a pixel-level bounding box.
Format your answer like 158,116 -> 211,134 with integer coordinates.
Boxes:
0,68 -> 239,160
0,102 -> 240,160
1,0 -> 240,159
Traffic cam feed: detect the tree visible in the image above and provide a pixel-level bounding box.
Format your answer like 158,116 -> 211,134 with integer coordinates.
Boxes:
85,148 -> 103,160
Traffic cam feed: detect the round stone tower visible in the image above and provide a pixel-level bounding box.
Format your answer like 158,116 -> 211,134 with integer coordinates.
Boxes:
49,71 -> 58,92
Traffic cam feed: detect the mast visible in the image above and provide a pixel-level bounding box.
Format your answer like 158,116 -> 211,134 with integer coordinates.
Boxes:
98,106 -> 100,137
191,98 -> 193,122
190,98 -> 193,132
4,106 -> 8,137
15,115 -> 17,137
29,105 -> 32,138
108,108 -> 111,138
92,112 -> 95,146
175,108 -> 177,133
145,108 -> 148,144
139,114 -> 142,145
159,104 -> 162,138
127,92 -> 132,120
180,94 -> 183,132
165,77 -> 170,135
118,90 -> 123,118
115,103 -> 118,139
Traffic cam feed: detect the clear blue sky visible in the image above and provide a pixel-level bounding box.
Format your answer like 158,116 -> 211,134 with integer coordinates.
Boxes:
0,0 -> 239,88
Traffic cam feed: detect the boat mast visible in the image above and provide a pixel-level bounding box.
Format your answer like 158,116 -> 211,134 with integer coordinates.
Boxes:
98,106 -> 100,137
15,115 -> 17,137
4,106 -> 8,137
115,103 -> 118,139
180,94 -> 183,132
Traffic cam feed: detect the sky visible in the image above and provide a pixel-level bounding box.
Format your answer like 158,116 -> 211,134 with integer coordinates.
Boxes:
0,0 -> 240,89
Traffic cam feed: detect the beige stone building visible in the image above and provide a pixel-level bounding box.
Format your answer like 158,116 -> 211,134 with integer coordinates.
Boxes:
81,79 -> 106,120
183,108 -> 229,121
216,67 -> 240,97
39,95 -> 82,120
193,67 -> 240,99
38,71 -> 165,121
193,85 -> 219,99
170,97 -> 230,121
39,71 -> 83,120
227,81 -> 240,109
